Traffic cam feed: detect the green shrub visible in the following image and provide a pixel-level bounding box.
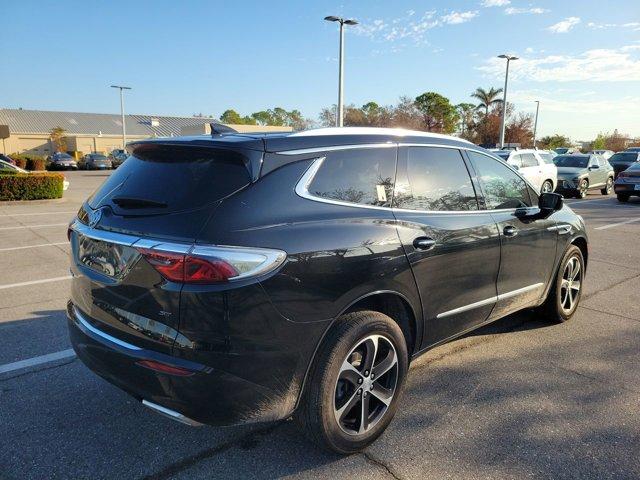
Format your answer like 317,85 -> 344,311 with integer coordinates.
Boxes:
0,173 -> 64,200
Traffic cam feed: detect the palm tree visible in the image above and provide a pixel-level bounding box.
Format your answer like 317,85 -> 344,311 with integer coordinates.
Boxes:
471,87 -> 503,116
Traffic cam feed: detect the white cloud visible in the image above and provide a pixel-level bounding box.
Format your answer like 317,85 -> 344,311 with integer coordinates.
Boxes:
505,7 -> 548,15
587,21 -> 640,31
547,17 -> 581,33
481,0 -> 510,6
441,10 -> 479,24
354,9 -> 478,44
477,45 -> 640,82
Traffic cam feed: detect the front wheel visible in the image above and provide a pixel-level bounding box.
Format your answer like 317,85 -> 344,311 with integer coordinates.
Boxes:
601,177 -> 613,195
577,179 -> 589,198
539,245 -> 585,323
296,310 -> 408,454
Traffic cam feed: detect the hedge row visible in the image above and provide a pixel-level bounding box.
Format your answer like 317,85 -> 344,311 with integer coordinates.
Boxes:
0,173 -> 64,200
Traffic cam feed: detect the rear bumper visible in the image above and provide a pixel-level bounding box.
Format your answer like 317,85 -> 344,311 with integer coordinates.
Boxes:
67,301 -> 308,426
614,183 -> 640,196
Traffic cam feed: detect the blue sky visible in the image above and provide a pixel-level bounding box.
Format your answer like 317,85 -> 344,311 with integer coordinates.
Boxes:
1,0 -> 638,140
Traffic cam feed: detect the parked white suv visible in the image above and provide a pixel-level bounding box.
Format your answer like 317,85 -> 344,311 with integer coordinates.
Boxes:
491,149 -> 558,193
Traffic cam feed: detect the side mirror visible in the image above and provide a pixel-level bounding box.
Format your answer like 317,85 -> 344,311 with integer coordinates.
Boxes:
539,192 -> 563,212
511,164 -> 520,170
589,164 -> 599,170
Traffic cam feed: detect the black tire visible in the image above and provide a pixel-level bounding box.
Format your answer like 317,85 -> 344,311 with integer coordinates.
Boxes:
541,180 -> 554,194
601,177 -> 613,195
296,310 -> 408,454
617,194 -> 629,203
577,179 -> 589,198
539,245 -> 585,323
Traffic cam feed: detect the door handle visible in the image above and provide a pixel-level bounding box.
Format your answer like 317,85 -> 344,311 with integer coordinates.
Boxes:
503,225 -> 518,237
413,237 -> 436,250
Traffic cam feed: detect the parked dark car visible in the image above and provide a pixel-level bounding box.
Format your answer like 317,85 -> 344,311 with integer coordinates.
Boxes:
0,153 -> 16,165
554,147 -> 580,155
608,151 -> 640,178
109,149 -> 128,168
554,154 -> 614,198
81,153 -> 112,170
67,128 -> 588,453
49,152 -> 78,170
625,147 -> 640,153
614,162 -> 640,202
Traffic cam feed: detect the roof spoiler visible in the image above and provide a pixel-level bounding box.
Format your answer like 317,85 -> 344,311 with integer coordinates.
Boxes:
209,122 -> 238,136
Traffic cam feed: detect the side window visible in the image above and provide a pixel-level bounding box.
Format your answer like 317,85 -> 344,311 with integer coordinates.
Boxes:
467,151 -> 532,209
393,147 -> 478,211
308,148 -> 396,207
522,153 -> 538,168
509,154 -> 523,168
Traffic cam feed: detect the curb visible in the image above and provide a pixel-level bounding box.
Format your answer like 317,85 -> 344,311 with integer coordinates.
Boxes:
0,197 -> 68,206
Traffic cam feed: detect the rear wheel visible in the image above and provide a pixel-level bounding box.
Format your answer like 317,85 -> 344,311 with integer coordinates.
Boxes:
601,177 -> 613,195
541,180 -> 554,193
539,245 -> 584,323
296,310 -> 408,453
617,194 -> 629,203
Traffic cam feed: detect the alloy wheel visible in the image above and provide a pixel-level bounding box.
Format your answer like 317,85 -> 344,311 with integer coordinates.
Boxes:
334,334 -> 398,435
579,180 -> 588,198
560,256 -> 582,314
606,177 -> 613,194
541,181 -> 553,193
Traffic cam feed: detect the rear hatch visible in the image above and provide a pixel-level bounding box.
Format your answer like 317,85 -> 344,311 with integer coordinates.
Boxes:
69,143 -> 254,352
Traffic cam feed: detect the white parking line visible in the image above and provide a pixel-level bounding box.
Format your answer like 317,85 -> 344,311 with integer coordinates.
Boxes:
565,197 -> 615,204
0,349 -> 76,375
0,223 -> 68,231
0,211 -> 75,217
594,217 -> 640,230
0,242 -> 68,252
0,276 -> 72,290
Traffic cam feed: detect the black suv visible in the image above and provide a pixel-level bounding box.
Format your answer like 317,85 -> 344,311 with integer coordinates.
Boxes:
68,128 -> 588,453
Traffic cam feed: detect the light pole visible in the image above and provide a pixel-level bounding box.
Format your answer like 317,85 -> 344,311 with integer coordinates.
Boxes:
324,16 -> 358,127
533,100 -> 540,147
110,85 -> 132,149
497,54 -> 518,148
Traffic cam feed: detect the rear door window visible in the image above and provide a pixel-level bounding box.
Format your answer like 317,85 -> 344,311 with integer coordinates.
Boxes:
467,150 -> 532,209
521,153 -> 538,168
88,145 -> 251,215
308,147 -> 396,207
393,147 -> 478,211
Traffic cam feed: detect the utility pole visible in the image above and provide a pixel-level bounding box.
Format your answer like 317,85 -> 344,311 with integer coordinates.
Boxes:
324,16 -> 358,127
533,100 -> 540,147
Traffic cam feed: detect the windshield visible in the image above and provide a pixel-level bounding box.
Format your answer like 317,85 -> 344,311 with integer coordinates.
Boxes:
555,148 -> 569,154
91,155 -> 108,160
55,153 -> 73,159
555,156 -> 589,168
609,152 -> 638,163
538,153 -> 555,164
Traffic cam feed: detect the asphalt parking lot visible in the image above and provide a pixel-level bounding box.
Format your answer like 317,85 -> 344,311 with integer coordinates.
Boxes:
1,170 -> 639,480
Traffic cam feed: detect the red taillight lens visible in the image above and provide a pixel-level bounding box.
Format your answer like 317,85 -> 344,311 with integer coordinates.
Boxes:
184,256 -> 239,283
137,249 -> 240,284
136,360 -> 194,376
137,248 -> 186,282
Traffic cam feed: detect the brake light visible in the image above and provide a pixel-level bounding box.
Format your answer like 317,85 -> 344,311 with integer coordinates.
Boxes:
136,360 -> 194,376
137,245 -> 286,284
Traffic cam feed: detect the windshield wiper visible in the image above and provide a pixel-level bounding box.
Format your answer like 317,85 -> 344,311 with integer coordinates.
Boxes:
111,197 -> 168,209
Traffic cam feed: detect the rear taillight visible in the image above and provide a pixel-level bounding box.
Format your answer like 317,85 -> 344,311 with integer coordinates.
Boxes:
137,245 -> 286,284
136,360 -> 194,376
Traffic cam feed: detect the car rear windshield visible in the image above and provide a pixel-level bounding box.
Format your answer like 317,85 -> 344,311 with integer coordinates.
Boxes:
609,152 -> 638,163
555,156 -> 588,168
88,144 -> 251,214
493,151 -> 510,160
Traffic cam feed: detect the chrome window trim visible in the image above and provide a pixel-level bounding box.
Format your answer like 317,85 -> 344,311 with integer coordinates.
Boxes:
293,144 -> 538,215
142,400 -> 204,427
436,283 -> 544,319
73,306 -> 143,351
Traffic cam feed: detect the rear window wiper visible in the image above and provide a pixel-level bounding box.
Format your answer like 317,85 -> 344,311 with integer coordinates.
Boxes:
111,197 -> 168,209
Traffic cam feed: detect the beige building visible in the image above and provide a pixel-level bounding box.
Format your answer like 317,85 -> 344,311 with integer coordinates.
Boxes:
0,109 -> 292,157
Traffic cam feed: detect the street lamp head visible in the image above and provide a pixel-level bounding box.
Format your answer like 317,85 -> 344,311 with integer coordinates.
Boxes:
498,54 -> 519,61
344,19 -> 358,25
110,85 -> 132,90
324,16 -> 340,22
324,16 -> 358,25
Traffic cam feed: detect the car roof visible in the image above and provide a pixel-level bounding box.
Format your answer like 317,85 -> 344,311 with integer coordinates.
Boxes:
129,127 -> 475,154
